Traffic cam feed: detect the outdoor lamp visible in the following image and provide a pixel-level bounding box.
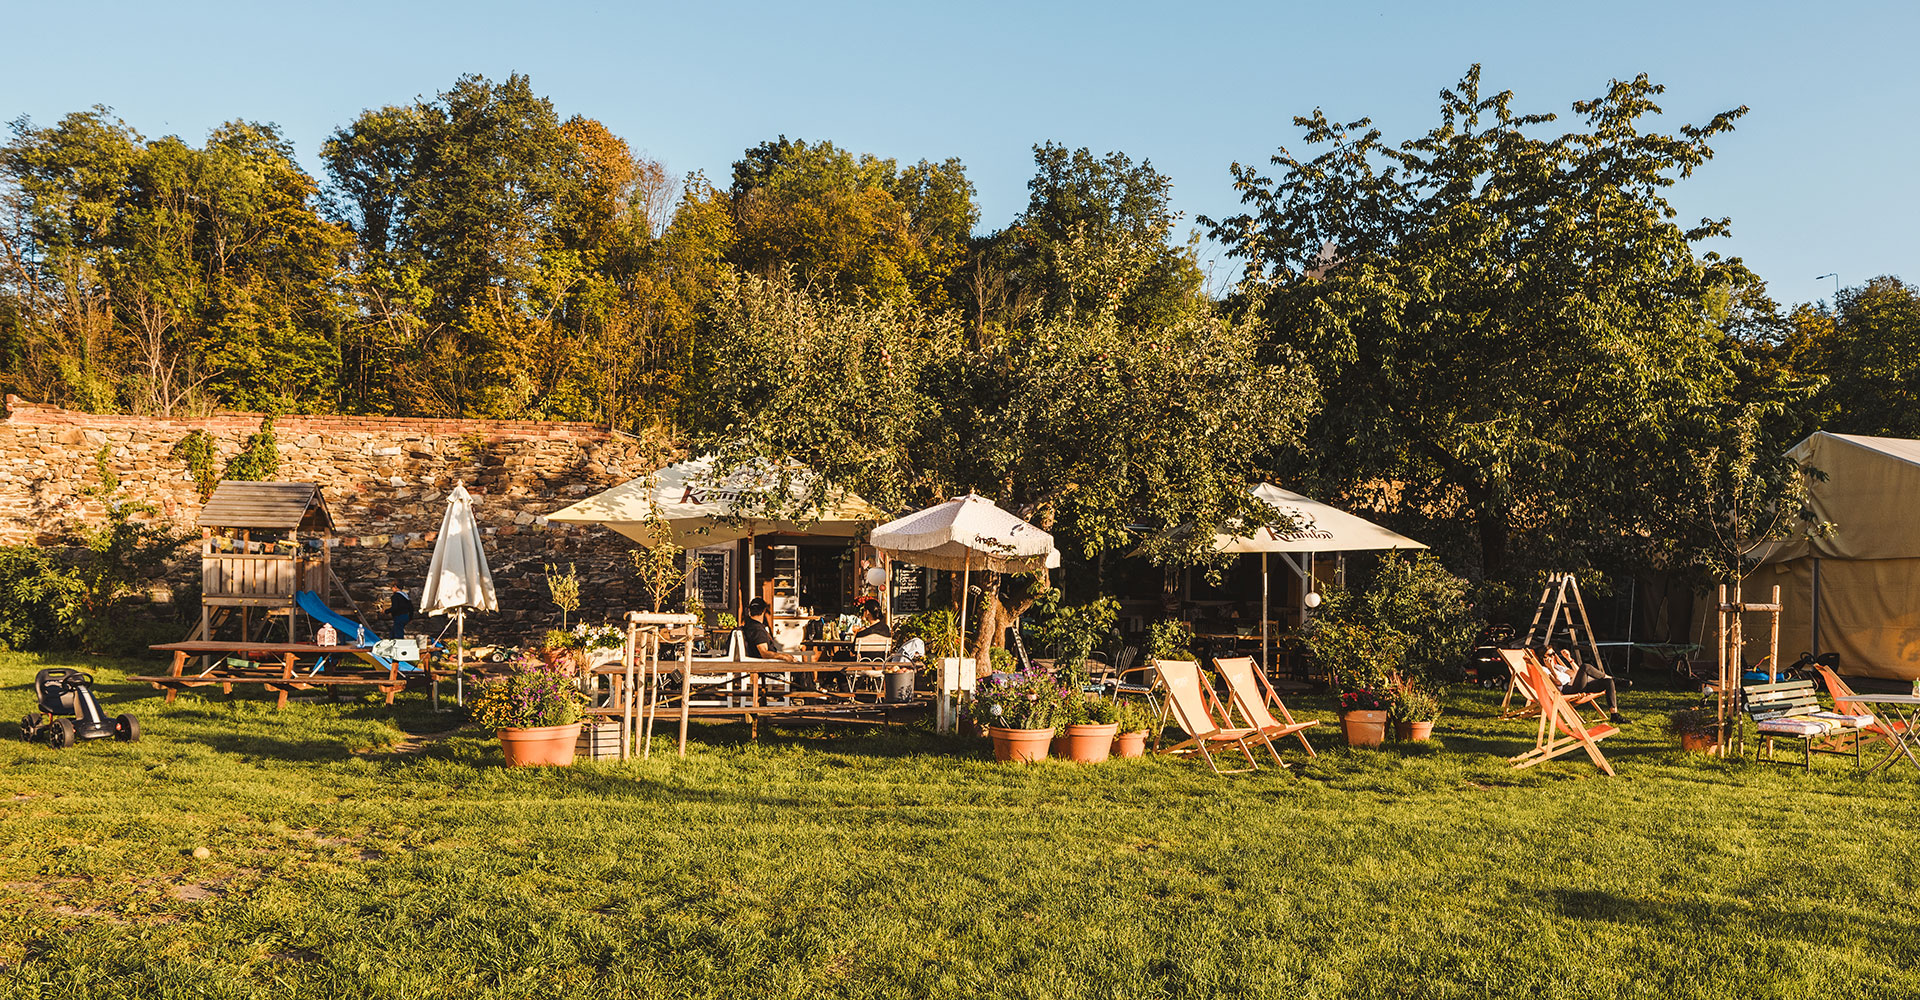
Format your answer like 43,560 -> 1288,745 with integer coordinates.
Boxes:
864,566 -> 888,587
1304,591 -> 1323,608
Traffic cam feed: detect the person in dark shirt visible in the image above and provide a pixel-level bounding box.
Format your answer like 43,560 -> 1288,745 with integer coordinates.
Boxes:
742,598 -> 802,663
388,580 -> 414,640
1545,646 -> 1627,724
853,597 -> 891,640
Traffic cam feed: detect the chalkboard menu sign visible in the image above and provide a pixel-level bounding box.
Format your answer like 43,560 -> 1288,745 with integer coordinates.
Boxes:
692,550 -> 730,607
890,563 -> 930,612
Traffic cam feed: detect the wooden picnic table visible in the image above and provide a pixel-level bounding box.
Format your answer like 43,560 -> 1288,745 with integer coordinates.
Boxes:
591,656 -> 919,739
135,640 -> 430,709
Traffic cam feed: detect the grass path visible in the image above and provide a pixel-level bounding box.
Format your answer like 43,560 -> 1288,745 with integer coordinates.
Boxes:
0,652 -> 1915,999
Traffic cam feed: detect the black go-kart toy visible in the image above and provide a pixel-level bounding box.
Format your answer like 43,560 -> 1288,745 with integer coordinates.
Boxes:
20,668 -> 139,749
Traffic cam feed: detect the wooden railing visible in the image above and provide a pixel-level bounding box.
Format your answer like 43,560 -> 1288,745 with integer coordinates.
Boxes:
202,554 -> 326,603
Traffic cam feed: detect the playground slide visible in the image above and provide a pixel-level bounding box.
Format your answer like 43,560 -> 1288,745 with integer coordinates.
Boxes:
294,591 -> 409,672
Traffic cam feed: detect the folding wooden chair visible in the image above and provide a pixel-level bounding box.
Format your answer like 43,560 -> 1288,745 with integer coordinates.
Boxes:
1212,656 -> 1317,758
1154,658 -> 1279,775
1814,664 -> 1908,755
1496,648 -> 1607,725
1509,652 -> 1619,776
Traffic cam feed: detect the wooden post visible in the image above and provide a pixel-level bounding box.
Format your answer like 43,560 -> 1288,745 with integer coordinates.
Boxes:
620,620 -> 637,761
1726,581 -> 1743,754
1769,585 -> 1781,683
1720,579 -> 1735,752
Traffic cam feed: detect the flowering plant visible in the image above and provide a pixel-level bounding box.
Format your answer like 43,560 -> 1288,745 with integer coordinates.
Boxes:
469,654 -> 586,730
1338,690 -> 1387,713
572,622 -> 625,652
968,665 -> 1066,731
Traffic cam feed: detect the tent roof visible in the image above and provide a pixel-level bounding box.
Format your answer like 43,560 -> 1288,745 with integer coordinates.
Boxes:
1211,484 -> 1427,553
198,482 -> 332,531
545,456 -> 882,547
1766,431 -> 1920,563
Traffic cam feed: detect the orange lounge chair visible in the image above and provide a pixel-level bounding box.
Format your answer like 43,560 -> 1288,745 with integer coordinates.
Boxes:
1213,656 -> 1317,758
1814,664 -> 1909,754
1154,658 -> 1278,775
1509,651 -> 1618,776
1496,648 -> 1608,725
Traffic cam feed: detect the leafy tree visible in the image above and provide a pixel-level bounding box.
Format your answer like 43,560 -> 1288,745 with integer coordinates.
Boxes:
727,137 -> 975,309
1206,66 -> 1757,592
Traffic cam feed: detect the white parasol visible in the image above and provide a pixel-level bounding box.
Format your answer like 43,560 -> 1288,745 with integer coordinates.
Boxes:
421,483 -> 497,689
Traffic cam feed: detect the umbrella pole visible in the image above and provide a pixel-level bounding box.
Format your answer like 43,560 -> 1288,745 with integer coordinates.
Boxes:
951,556 -> 970,735
1261,553 -> 1269,677
455,610 -> 465,709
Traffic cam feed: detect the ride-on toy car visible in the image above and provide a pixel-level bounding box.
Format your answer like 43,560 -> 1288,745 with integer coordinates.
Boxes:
20,668 -> 139,748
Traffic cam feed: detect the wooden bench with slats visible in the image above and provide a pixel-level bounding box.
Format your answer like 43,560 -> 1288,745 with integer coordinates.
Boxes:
1740,679 -> 1864,769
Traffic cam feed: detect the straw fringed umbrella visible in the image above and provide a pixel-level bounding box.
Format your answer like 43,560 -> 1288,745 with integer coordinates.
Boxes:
421,483 -> 498,691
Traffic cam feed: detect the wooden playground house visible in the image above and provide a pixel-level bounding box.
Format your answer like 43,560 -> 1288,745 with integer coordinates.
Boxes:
191,482 -> 364,643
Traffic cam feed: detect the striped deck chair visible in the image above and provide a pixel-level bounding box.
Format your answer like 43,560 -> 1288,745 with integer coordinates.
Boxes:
1154,658 -> 1278,775
1213,656 -> 1317,758
1509,651 -> 1619,776
1496,648 -> 1607,725
1814,664 -> 1908,755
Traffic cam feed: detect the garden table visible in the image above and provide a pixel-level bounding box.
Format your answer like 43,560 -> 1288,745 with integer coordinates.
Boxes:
1838,693 -> 1920,775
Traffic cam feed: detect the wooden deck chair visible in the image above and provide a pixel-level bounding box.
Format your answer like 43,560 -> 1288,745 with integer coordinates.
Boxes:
1509,652 -> 1619,776
1154,658 -> 1277,775
1213,656 -> 1317,758
1814,664 -> 1908,753
1496,648 -> 1607,725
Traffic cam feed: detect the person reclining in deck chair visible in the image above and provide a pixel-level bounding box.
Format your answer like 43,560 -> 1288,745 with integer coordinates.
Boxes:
742,598 -> 805,663
1545,645 -> 1628,725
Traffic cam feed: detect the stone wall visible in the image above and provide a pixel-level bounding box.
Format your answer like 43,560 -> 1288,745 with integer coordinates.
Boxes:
0,396 -> 679,642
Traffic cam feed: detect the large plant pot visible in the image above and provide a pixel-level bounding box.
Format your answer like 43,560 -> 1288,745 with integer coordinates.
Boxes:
989,726 -> 1054,763
1341,710 -> 1388,748
884,670 -> 916,703
1063,722 -> 1119,763
1112,729 -> 1149,759
1395,720 -> 1435,742
498,723 -> 582,766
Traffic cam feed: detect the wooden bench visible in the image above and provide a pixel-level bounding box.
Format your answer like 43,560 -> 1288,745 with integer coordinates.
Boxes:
133,641 -> 419,709
1740,679 -> 1865,769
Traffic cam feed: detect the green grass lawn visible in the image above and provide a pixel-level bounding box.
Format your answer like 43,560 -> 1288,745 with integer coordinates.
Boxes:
0,651 -> 1915,999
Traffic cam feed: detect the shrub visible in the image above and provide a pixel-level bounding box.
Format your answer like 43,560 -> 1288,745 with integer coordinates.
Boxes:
968,666 -> 1066,731
1112,698 -> 1157,735
897,610 -> 960,661
1026,594 -> 1118,669
1146,618 -> 1196,662
0,547 -> 84,650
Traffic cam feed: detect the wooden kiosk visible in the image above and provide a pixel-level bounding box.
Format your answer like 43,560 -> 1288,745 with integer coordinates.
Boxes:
189,482 -> 363,644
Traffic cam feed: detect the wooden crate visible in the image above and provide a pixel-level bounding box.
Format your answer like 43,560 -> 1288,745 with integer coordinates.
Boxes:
577,721 -> 622,760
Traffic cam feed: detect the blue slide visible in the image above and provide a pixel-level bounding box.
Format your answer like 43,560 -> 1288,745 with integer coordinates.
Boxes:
294,591 -> 408,673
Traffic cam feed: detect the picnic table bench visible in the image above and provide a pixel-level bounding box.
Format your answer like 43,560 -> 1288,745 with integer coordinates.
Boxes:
135,641 -> 433,709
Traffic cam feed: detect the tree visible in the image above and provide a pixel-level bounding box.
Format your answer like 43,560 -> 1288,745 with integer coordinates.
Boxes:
1206,67 -> 1758,593
1787,276 -> 1920,438
688,244 -> 1315,664
727,137 -> 976,309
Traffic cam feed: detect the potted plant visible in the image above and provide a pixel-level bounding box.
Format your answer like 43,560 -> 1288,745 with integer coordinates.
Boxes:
970,668 -> 1064,762
469,654 -> 587,766
540,628 -> 586,675
1388,684 -> 1441,741
1667,705 -> 1719,753
1062,694 -> 1120,763
709,611 -> 739,653
571,622 -> 626,668
1337,690 -> 1390,747
1303,590 -> 1411,748
1111,699 -> 1156,758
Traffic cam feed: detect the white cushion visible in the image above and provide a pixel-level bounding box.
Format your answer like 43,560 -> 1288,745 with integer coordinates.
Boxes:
1757,717 -> 1830,737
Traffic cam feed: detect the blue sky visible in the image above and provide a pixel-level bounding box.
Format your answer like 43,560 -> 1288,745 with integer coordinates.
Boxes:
5,0 -> 1910,308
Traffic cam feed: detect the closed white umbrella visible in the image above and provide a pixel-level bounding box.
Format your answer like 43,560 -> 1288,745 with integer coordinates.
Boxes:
870,494 -> 1059,732
421,484 -> 497,691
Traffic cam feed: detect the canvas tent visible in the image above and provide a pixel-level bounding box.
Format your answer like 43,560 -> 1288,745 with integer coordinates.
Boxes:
1748,431 -> 1920,681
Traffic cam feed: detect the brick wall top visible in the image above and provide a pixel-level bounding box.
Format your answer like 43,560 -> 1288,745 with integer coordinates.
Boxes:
3,395 -> 621,443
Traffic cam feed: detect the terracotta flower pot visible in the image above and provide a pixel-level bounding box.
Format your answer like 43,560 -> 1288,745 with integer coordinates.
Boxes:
1341,709 -> 1388,748
989,726 -> 1054,763
1063,722 -> 1119,763
1395,720 -> 1435,741
497,723 -> 582,766
1112,729 -> 1149,758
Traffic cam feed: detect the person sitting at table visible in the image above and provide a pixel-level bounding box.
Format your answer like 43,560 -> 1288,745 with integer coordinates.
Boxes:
853,597 -> 891,640
742,598 -> 805,663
